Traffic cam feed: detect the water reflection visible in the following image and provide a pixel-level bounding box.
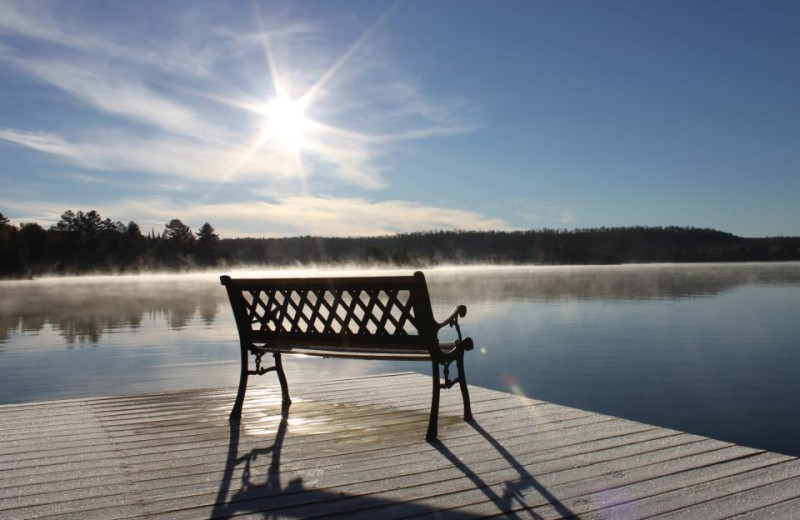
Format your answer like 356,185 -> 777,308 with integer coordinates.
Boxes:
2,263 -> 798,346
426,262 -> 800,303
0,275 -> 222,345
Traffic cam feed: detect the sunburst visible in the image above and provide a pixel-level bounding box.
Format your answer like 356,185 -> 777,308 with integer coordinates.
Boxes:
198,2 -> 397,200
261,96 -> 309,155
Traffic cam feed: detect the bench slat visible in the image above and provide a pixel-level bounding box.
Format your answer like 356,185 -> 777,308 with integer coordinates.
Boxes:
252,343 -> 462,361
247,332 -> 426,348
221,275 -> 417,291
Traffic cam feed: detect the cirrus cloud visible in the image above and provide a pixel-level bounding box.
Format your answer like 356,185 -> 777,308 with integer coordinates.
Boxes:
0,1 -> 478,195
0,195 -> 513,238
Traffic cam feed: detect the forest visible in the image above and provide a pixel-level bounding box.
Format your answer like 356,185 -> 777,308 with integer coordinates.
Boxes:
1,209 -> 799,278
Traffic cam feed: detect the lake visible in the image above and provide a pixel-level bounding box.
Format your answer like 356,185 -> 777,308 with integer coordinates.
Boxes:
1,263 -> 799,457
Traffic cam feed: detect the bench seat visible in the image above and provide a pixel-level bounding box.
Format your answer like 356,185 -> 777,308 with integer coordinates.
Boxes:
249,341 -> 468,361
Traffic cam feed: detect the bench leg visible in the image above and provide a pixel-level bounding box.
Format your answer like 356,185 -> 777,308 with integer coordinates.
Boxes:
457,353 -> 473,422
274,352 -> 292,406
427,359 -> 441,441
230,344 -> 249,420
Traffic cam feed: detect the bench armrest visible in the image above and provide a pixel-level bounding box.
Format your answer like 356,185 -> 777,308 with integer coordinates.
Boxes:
436,305 -> 473,351
436,305 -> 467,331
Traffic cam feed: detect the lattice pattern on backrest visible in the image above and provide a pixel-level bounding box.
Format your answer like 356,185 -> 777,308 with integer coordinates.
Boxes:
241,287 -> 419,338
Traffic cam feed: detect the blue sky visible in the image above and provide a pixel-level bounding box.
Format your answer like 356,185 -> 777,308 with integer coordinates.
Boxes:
1,1 -> 798,238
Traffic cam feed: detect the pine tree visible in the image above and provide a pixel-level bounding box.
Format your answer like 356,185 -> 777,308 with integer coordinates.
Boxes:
196,222 -> 219,265
164,219 -> 195,243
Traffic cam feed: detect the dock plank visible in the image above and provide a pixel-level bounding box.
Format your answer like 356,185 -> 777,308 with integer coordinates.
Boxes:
727,496 -> 800,519
0,372 -> 797,520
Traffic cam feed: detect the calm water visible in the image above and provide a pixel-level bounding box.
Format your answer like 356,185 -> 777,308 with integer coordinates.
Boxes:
2,263 -> 799,456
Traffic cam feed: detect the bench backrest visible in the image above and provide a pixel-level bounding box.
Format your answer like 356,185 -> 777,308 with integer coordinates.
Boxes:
220,271 -> 438,351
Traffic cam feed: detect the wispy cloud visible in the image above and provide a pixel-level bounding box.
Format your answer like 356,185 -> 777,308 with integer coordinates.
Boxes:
0,2 -> 219,76
0,128 -> 290,185
9,58 -> 223,139
0,196 -> 512,238
0,129 -> 76,157
249,196 -> 514,236
120,195 -> 513,237
0,1 -> 478,196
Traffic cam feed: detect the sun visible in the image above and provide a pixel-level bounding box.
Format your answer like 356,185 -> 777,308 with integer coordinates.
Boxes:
263,96 -> 308,154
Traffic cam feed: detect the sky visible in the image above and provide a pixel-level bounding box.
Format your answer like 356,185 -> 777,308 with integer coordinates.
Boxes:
1,0 -> 798,238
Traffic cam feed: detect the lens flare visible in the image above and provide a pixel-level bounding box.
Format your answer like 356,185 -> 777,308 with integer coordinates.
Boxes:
501,372 -> 526,397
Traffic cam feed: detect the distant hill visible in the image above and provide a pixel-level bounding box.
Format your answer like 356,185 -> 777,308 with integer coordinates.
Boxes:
2,211 -> 799,278
220,226 -> 800,267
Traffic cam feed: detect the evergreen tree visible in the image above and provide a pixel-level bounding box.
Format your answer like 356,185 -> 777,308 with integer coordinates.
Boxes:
197,222 -> 218,242
161,219 -> 195,265
0,212 -> 17,276
195,222 -> 219,265
53,210 -> 78,233
164,219 -> 195,243
127,221 -> 143,237
18,222 -> 47,270
117,221 -> 146,268
76,210 -> 103,237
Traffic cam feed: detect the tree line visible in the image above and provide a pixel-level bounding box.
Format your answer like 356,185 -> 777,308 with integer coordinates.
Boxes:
0,210 -> 219,277
223,226 -> 800,266
1,209 -> 799,278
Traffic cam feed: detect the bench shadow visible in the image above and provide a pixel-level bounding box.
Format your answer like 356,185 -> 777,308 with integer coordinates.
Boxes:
428,421 -> 577,519
211,405 -> 482,519
211,406 -> 576,519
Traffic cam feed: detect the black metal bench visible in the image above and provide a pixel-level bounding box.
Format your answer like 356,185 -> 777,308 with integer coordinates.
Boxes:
220,271 -> 474,440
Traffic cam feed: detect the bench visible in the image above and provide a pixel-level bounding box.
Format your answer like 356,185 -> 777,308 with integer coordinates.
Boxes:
220,271 -> 474,440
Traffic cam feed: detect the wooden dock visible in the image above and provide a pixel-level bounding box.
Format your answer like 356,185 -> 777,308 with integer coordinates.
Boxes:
1,372 -> 799,519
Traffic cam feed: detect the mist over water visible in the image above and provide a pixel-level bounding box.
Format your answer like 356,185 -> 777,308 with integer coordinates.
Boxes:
1,262 -> 799,456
